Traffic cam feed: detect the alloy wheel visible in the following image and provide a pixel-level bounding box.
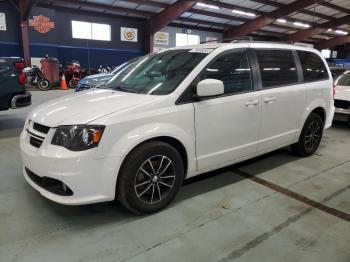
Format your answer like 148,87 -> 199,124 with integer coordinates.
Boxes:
304,120 -> 321,151
134,155 -> 175,205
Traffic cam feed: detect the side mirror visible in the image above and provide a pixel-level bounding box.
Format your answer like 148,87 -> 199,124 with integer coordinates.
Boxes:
196,79 -> 224,98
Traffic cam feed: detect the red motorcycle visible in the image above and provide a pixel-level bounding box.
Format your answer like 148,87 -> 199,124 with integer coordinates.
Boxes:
65,61 -> 87,88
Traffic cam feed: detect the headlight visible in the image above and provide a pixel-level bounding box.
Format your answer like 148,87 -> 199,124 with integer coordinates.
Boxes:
51,125 -> 105,151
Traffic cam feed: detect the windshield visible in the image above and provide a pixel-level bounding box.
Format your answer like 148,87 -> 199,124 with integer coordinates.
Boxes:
111,57 -> 141,74
104,49 -> 209,95
337,72 -> 350,86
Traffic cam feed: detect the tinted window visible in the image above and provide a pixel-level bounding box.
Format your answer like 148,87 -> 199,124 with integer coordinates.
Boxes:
197,50 -> 252,94
337,72 -> 350,86
297,51 -> 329,82
256,49 -> 298,88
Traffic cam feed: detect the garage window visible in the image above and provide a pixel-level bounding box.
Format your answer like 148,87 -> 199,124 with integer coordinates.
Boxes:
71,21 -> 111,41
176,33 -> 200,46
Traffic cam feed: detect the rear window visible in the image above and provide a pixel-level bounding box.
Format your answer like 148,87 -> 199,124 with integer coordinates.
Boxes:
297,51 -> 329,82
337,72 -> 350,86
256,49 -> 298,88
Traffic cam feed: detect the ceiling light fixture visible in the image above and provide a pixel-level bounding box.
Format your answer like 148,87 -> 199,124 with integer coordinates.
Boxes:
327,29 -> 332,32
277,18 -> 287,23
335,29 -> 348,35
293,22 -> 310,28
196,2 -> 220,10
232,9 -> 256,17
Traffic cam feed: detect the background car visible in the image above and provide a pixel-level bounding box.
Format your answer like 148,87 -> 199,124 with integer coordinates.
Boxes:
0,57 -> 31,111
329,67 -> 347,79
334,70 -> 350,123
75,57 -> 141,92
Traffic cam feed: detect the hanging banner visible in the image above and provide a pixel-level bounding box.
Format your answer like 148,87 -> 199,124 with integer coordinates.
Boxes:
154,32 -> 169,45
0,13 -> 6,31
121,27 -> 138,42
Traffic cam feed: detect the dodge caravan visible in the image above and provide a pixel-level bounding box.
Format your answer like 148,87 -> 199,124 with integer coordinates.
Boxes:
20,42 -> 334,214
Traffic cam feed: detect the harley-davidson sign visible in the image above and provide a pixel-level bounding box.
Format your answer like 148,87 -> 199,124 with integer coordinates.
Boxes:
29,15 -> 55,33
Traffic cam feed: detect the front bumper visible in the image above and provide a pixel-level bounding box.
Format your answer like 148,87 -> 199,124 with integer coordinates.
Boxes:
11,91 -> 31,109
20,128 -> 121,205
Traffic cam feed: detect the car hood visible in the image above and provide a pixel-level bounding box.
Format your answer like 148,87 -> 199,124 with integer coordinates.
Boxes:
335,85 -> 350,101
28,89 -> 157,127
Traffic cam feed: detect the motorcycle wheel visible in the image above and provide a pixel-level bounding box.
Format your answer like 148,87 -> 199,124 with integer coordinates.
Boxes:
69,79 -> 77,89
37,79 -> 51,91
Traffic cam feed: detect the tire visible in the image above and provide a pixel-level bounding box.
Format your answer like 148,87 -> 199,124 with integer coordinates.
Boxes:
37,79 -> 51,91
68,79 -> 77,89
291,113 -> 324,157
117,141 -> 184,215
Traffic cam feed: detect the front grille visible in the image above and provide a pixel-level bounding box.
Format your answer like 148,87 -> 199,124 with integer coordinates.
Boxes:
30,136 -> 43,148
33,122 -> 50,134
25,167 -> 73,196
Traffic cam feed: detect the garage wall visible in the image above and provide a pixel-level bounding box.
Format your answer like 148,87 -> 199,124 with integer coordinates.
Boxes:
153,25 -> 223,52
27,6 -> 146,68
0,1 -> 22,57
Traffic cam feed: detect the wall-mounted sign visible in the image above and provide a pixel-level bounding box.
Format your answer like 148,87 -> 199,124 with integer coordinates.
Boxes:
154,32 -> 169,45
205,36 -> 218,43
121,27 -> 138,42
181,28 -> 192,34
332,50 -> 338,59
29,15 -> 55,33
0,13 -> 6,31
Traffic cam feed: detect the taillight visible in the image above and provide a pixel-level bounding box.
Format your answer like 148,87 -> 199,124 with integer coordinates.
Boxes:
13,61 -> 25,86
333,82 -> 336,99
14,61 -> 25,70
18,70 -> 25,86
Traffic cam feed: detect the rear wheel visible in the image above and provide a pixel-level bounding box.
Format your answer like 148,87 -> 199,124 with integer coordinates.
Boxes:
117,141 -> 184,214
291,113 -> 324,156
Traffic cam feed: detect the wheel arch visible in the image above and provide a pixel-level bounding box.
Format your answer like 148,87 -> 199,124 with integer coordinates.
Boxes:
115,135 -> 189,197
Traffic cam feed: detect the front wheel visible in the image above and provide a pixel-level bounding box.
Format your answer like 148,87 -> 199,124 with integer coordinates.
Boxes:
117,141 -> 184,214
68,79 -> 77,89
37,79 -> 51,91
291,113 -> 324,157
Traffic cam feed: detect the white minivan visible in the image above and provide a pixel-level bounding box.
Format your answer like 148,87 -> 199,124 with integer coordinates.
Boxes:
20,42 -> 334,214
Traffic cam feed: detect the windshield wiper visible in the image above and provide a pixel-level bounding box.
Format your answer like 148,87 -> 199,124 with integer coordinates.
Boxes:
112,85 -> 139,93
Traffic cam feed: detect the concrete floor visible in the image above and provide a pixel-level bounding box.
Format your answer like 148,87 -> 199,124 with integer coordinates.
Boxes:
0,90 -> 349,262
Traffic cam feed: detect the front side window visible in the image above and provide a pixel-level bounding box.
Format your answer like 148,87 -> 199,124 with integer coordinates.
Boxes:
256,49 -> 298,88
337,72 -> 350,86
297,51 -> 329,82
196,50 -> 252,94
104,49 -> 208,95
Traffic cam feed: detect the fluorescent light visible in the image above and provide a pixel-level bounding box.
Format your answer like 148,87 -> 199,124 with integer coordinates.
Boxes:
232,9 -> 256,17
277,18 -> 287,23
335,30 -> 348,35
327,29 -> 332,32
293,22 -> 310,28
196,2 -> 220,10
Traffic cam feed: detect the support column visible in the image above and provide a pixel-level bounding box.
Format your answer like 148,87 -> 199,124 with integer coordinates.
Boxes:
20,20 -> 31,67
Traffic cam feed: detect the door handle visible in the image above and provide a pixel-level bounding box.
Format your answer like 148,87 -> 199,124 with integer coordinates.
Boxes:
245,100 -> 259,107
264,97 -> 277,103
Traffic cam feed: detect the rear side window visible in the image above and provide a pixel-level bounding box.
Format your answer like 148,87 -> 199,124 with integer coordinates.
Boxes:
297,51 -> 329,82
197,50 -> 252,94
256,49 -> 298,88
